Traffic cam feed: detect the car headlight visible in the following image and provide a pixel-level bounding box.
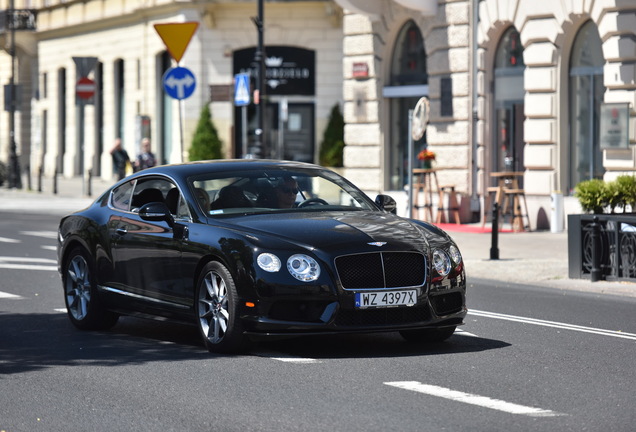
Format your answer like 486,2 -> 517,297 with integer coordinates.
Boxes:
257,253 -> 281,272
287,254 -> 320,282
448,244 -> 462,265
432,249 -> 451,277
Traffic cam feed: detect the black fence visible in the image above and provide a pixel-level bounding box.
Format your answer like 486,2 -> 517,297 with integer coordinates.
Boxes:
568,214 -> 636,282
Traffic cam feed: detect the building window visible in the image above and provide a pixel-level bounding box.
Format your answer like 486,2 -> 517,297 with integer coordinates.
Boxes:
569,21 -> 604,192
387,21 -> 428,190
493,27 -> 525,177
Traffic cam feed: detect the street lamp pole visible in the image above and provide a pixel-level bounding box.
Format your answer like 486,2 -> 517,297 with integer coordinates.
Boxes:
8,0 -> 21,189
252,0 -> 265,157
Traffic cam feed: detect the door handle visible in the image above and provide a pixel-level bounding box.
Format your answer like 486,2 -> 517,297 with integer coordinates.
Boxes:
116,228 -> 127,236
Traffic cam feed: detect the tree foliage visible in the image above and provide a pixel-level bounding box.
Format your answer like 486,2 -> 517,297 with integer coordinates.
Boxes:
574,175 -> 636,214
318,104 -> 345,167
189,104 -> 223,161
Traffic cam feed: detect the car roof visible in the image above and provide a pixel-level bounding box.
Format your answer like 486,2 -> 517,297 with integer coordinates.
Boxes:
134,159 -> 326,180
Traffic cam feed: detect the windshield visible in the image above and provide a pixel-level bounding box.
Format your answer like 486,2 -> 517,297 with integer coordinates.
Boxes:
188,167 -> 377,216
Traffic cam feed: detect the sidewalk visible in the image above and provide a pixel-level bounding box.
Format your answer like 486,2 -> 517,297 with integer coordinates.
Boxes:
1,176 -> 634,298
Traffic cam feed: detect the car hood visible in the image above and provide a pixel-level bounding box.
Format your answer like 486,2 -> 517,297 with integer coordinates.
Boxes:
222,211 -> 444,253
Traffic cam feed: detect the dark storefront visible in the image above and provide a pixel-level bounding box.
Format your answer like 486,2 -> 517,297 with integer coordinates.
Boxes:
233,46 -> 315,161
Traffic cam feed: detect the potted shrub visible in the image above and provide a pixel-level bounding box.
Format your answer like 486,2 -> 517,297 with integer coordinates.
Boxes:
573,178 -> 608,214
569,175 -> 636,281
573,175 -> 636,214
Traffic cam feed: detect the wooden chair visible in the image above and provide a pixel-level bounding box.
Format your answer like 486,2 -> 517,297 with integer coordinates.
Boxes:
436,185 -> 461,224
502,188 -> 530,232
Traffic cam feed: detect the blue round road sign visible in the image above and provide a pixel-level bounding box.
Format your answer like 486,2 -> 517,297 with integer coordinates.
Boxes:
162,66 -> 196,100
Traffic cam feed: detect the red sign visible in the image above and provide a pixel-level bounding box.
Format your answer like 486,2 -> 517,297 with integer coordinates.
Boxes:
76,77 -> 96,99
352,62 -> 369,78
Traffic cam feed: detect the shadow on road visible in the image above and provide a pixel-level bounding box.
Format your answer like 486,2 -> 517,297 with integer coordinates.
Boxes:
0,313 -> 207,375
259,331 -> 511,359
0,312 -> 510,375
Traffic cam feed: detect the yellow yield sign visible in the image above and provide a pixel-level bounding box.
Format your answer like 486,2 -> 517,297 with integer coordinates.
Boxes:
154,22 -> 199,63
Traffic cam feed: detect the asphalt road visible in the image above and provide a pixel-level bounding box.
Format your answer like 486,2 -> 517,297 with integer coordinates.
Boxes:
1,212 -> 635,431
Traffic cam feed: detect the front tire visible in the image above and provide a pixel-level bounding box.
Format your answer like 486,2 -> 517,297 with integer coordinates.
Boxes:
196,261 -> 246,353
399,326 -> 456,343
63,247 -> 119,330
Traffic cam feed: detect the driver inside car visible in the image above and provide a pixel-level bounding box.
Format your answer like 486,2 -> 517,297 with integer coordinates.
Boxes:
274,176 -> 299,208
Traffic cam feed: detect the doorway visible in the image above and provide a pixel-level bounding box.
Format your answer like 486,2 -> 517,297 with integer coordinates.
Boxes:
234,102 -> 315,162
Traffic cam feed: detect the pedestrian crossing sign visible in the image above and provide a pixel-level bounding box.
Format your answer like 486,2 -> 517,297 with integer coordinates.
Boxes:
234,73 -> 251,106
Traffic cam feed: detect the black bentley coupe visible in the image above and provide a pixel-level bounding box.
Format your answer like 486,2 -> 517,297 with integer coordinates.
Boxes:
57,160 -> 466,353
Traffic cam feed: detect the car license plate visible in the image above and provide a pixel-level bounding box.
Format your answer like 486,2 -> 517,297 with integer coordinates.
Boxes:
354,290 -> 417,309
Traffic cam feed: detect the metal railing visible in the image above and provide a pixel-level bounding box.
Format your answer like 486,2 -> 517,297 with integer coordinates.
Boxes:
568,214 -> 636,282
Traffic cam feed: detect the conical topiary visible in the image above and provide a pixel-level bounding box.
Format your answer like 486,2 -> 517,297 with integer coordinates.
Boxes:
319,104 -> 345,167
189,104 -> 223,161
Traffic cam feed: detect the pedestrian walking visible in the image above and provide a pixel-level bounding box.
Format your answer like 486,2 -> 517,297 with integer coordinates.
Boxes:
110,138 -> 131,180
134,137 -> 157,172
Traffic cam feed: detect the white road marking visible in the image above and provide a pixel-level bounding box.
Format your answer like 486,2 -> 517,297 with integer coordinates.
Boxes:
469,309 -> 636,341
0,264 -> 57,271
385,381 -> 564,417
0,257 -> 57,271
41,245 -> 57,251
0,290 -> 22,299
20,231 -> 58,239
270,356 -> 320,364
256,351 -> 321,364
54,308 -> 67,313
0,236 -> 20,243
0,257 -> 56,264
455,329 -> 478,337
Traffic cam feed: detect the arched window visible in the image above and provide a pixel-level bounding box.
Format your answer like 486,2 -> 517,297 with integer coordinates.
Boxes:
391,22 -> 428,86
493,27 -> 525,177
569,21 -> 604,191
387,21 -> 428,190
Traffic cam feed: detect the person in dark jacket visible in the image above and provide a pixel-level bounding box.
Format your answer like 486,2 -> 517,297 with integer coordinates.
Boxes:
110,138 -> 130,180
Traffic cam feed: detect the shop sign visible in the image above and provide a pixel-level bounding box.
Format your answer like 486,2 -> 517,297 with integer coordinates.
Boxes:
600,103 -> 630,149
233,46 -> 315,96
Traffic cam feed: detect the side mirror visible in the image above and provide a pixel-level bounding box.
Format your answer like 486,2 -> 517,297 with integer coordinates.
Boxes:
139,202 -> 174,227
375,194 -> 397,214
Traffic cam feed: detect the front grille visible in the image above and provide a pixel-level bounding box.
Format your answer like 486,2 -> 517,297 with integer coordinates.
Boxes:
430,292 -> 463,316
335,305 -> 430,327
335,252 -> 426,289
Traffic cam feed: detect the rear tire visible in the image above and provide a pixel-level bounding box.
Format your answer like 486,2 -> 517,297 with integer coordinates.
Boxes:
196,261 -> 246,353
63,247 -> 119,330
399,326 -> 456,343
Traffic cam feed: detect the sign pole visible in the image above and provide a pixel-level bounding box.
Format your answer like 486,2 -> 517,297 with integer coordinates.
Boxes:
179,99 -> 185,163
241,106 -> 248,157
408,110 -> 414,219
154,22 -> 198,163
73,57 -> 97,195
233,73 -> 251,157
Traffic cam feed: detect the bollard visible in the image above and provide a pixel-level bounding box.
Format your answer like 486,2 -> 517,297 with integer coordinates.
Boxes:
590,216 -> 601,282
53,171 -> 58,195
87,169 -> 92,197
490,202 -> 499,260
37,165 -> 43,192
26,164 -> 32,191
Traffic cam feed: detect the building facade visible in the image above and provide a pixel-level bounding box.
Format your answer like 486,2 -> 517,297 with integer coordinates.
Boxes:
0,0 -> 343,185
335,0 -> 635,228
1,0 -> 635,231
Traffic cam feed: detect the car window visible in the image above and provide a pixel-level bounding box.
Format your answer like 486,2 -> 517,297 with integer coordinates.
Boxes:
189,168 -> 376,216
111,180 -> 135,211
165,187 -> 191,219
